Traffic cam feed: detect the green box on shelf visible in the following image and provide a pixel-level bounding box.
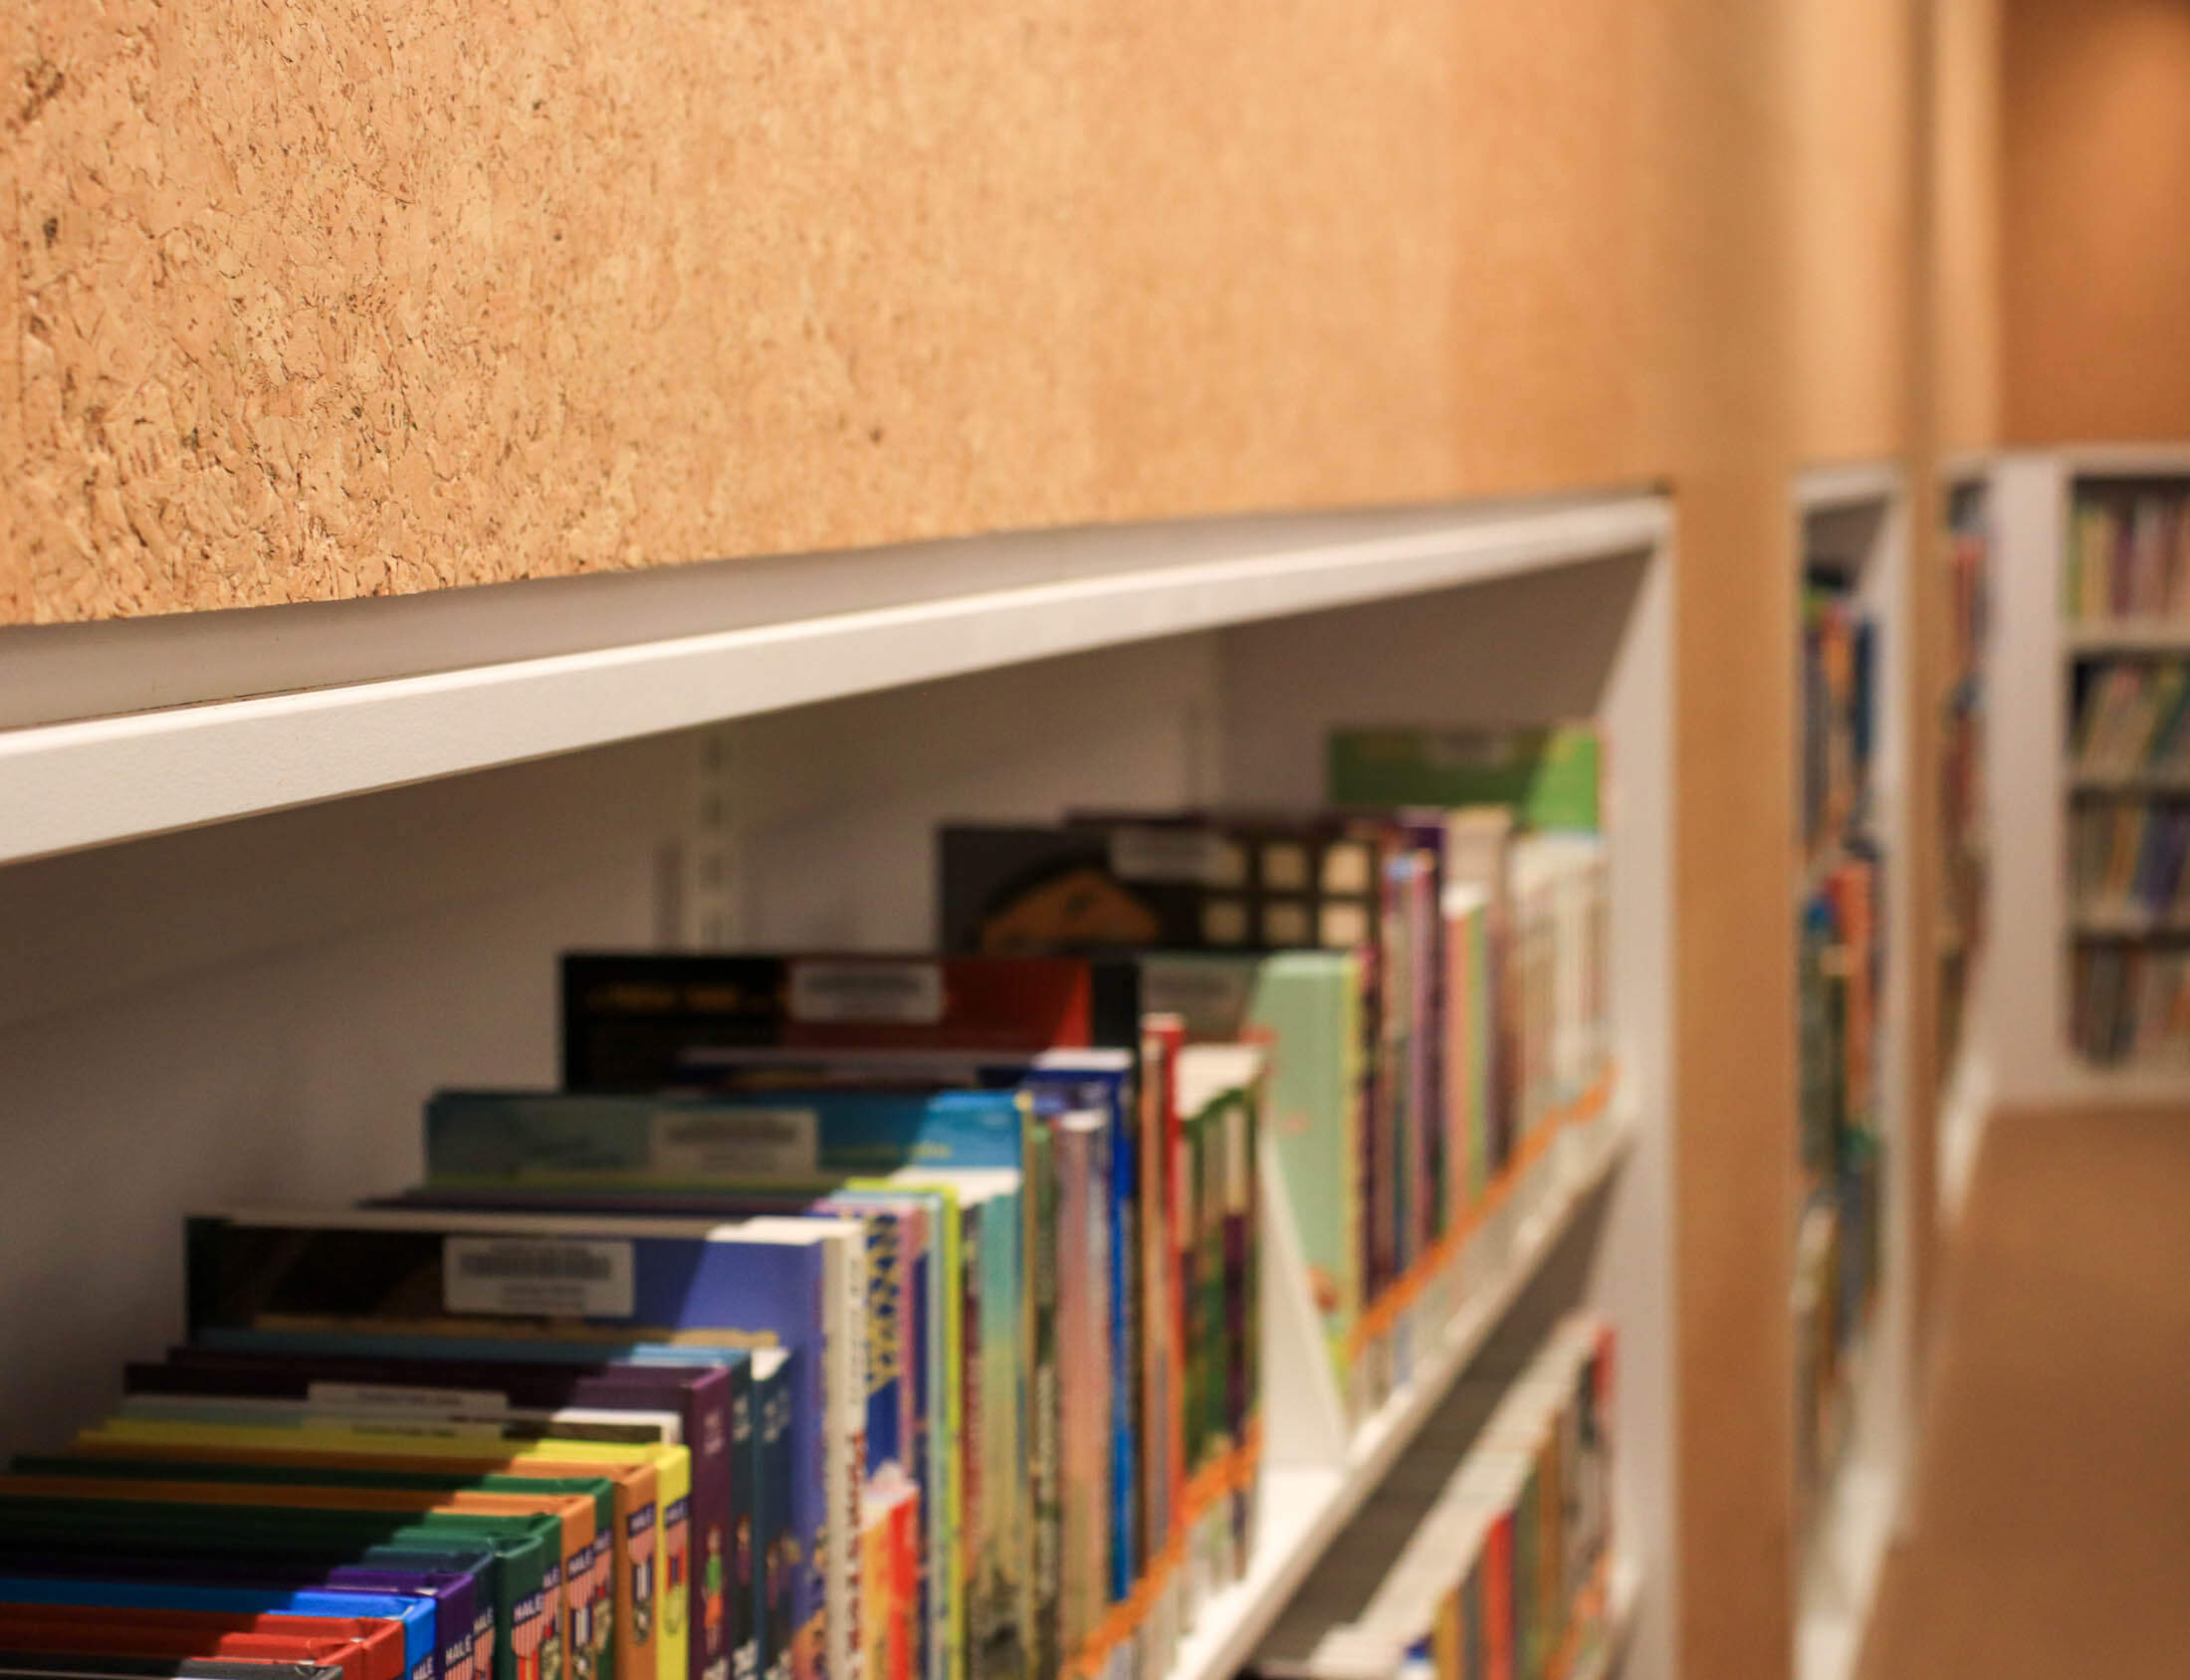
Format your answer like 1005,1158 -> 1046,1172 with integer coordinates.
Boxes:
1327,724 -> 1603,831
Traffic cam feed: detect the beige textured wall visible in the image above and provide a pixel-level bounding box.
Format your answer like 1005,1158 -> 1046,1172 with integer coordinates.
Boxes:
1791,0 -> 1919,464
2003,0 -> 2190,443
1932,0 -> 2003,449
4,3 -> 1824,630
8,1 -> 1466,624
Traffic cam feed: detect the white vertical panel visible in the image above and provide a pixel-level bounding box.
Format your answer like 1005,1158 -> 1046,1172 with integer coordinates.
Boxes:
1986,454 -> 2072,1102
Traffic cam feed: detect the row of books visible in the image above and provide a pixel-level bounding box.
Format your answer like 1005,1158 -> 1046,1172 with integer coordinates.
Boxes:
1794,853 -> 1883,1523
1792,1170 -> 1878,1537
2071,944 -> 2190,1066
1250,1316 -> 1615,1680
2069,659 -> 2190,779
1800,583 -> 1876,857
0,728 -> 1619,1680
934,800 -> 1612,1428
1797,544 -> 1886,1545
2064,483 -> 2190,625
1799,855 -> 1880,1179
2069,800 -> 2190,927
1938,490 -> 1990,1074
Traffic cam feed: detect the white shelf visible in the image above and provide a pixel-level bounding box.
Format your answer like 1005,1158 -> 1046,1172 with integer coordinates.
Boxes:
1161,1107 -> 1639,1680
1795,1454 -> 1898,1680
2071,907 -> 2190,938
2065,767 -> 2190,795
0,496 -> 1667,868
2052,442 -> 2190,478
1796,462 -> 1904,515
2064,620 -> 2190,656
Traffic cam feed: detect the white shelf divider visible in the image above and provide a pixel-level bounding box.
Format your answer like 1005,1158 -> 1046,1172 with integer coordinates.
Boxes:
2064,620 -> 2190,657
1166,1104 -> 1637,1680
1992,448 -> 2190,1101
2064,767 -> 2190,795
1792,463 -> 1913,1680
0,497 -> 1666,868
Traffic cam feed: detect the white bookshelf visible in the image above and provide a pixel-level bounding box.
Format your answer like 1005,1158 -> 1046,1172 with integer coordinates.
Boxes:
0,495 -> 1678,1679
1987,445 -> 2190,1103
1178,1106 -> 1637,1680
1791,464 -> 1914,1680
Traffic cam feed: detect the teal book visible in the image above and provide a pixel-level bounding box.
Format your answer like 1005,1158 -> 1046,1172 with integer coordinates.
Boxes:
1141,951 -> 1363,1417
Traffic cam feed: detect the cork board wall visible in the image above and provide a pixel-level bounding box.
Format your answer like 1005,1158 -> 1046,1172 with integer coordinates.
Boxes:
2003,0 -> 2190,443
1932,0 -> 2003,450
7,0 -> 1475,624
6,0 -> 1930,629
1791,0 -> 1918,464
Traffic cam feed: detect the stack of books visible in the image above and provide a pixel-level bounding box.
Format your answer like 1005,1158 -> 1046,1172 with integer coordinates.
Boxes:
1250,1316 -> 1616,1680
2071,659 -> 2190,780
2065,483 -> 2190,624
2069,799 -> 2190,927
0,726 -> 1617,1680
1802,584 -> 1876,858
1796,562 -> 1885,1532
2072,945 -> 2190,1067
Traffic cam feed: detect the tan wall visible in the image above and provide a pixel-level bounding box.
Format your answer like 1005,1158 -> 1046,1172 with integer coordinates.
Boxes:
1791,0 -> 1919,464
1932,0 -> 2003,449
9,3 -> 1814,631
2003,0 -> 2190,443
4,6 -> 1855,1672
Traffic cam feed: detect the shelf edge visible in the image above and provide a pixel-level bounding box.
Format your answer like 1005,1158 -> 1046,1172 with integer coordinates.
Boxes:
0,498 -> 1668,867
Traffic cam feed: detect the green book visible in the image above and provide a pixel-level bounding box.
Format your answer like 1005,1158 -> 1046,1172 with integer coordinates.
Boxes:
1327,725 -> 1603,833
1140,952 -> 1364,1419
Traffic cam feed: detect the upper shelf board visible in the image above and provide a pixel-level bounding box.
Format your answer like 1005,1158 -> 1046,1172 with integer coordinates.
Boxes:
0,495 -> 1669,868
1795,461 -> 1905,516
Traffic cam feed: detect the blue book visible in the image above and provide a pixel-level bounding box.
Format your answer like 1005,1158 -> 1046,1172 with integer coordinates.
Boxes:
384,1182 -> 936,1680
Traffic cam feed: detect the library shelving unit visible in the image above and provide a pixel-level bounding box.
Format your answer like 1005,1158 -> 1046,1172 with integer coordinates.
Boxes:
1790,464 -> 1914,1680
0,497 -> 1675,1677
1987,446 -> 2190,1106
1936,455 -> 1995,1217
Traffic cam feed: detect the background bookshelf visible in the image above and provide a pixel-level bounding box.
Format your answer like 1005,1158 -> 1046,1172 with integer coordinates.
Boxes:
1790,465 -> 1913,1680
0,498 -> 1676,1679
1935,463 -> 1995,1219
1989,447 -> 2190,1107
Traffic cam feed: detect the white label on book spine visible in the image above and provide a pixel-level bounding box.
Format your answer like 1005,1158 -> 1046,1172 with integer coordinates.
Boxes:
652,1108 -> 820,1177
1108,825 -> 1227,884
444,1237 -> 636,1319
306,1381 -> 512,1414
787,960 -> 945,1024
